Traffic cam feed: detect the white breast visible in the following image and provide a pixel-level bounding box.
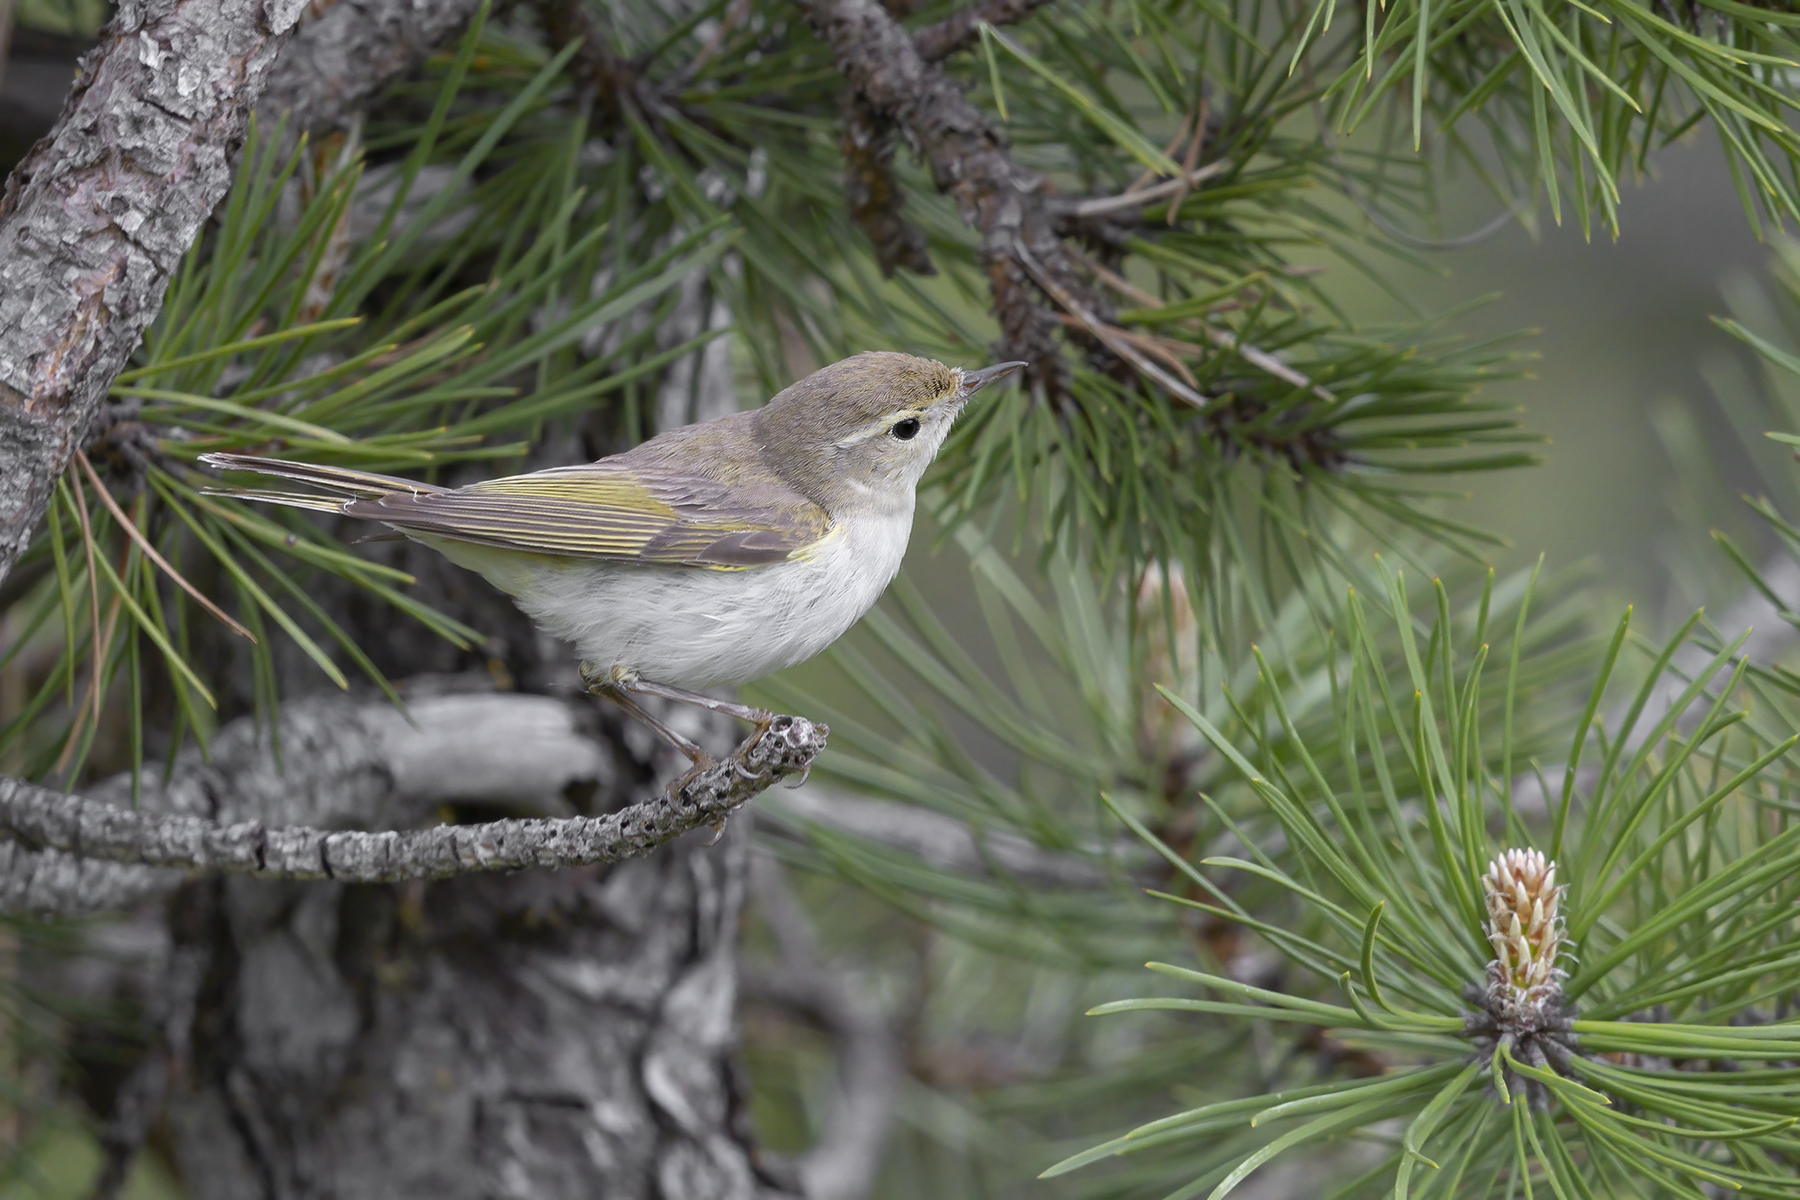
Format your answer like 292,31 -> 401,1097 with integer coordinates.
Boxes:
441,512 -> 913,688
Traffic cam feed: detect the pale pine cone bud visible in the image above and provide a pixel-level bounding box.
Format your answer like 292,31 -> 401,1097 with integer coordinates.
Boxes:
1464,850 -> 1580,1107
1481,848 -> 1566,1020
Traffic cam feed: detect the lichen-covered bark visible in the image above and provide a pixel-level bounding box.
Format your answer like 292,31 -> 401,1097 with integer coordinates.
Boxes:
0,0 -> 307,585
0,714 -> 822,885
164,821 -> 786,1200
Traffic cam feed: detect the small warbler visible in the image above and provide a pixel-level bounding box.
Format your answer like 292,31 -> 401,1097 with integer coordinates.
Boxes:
203,351 -> 1025,762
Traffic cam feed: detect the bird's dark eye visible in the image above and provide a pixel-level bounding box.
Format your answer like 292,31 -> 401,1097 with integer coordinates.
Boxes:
890,417 -> 921,441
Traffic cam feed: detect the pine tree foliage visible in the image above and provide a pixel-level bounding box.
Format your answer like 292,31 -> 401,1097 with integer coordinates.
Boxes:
1049,568 -> 1800,1198
2,0 -> 1800,1193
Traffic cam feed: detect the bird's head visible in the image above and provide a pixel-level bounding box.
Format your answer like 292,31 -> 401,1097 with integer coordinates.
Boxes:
754,351 -> 1026,516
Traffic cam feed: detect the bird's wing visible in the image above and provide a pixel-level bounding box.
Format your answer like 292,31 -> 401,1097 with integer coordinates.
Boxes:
340,462 -> 829,568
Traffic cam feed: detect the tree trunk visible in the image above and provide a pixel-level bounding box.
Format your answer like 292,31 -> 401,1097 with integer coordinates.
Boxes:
163,820 -> 782,1199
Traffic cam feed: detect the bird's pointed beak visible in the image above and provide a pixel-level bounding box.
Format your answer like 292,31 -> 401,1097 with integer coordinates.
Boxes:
960,361 -> 1029,396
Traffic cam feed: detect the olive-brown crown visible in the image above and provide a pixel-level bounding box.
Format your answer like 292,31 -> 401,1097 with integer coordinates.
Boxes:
752,351 -> 968,516
761,352 -> 963,430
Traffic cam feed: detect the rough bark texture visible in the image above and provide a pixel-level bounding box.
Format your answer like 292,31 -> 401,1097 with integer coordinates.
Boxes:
149,705 -> 796,1199
0,841 -> 176,915
0,0 -> 308,586
839,89 -> 934,279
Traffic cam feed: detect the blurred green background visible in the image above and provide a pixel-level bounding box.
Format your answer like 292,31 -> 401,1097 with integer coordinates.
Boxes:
1311,131 -> 1774,618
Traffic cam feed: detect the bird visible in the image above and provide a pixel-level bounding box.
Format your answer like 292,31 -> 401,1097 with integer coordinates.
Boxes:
201,351 -> 1027,764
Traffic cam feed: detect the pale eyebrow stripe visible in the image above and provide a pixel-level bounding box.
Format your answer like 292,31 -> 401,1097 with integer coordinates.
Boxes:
834,422 -> 887,448
834,410 -> 924,448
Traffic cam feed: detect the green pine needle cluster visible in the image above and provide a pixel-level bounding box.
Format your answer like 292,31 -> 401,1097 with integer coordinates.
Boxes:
1054,567 -> 1800,1198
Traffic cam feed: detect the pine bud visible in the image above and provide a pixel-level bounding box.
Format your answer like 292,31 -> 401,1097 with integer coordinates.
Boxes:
1480,848 -> 1567,1021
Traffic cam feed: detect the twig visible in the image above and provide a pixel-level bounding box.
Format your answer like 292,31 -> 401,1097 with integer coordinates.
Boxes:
0,715 -> 827,883
1073,162 -> 1226,218
912,0 -> 1057,62
1122,110 -> 1194,196
1198,324 -> 1336,402
1077,252 -> 1336,402
795,0 -> 1094,397
74,450 -> 255,643
1013,240 -> 1210,408
1054,314 -> 1199,388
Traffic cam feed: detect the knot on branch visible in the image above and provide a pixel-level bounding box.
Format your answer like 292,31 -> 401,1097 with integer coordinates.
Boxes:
840,90 -> 936,278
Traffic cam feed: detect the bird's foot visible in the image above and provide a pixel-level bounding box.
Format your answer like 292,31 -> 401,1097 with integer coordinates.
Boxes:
583,664 -> 717,768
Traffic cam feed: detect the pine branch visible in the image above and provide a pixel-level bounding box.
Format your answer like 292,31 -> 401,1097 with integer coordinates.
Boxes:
0,0 -> 310,587
839,88 -> 936,278
795,0 -> 1093,399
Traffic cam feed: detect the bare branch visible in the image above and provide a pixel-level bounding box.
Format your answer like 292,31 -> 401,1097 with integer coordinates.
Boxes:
1079,252 -> 1338,402
1014,240 -> 1209,408
0,690 -> 608,913
1072,164 -> 1228,218
0,715 -> 824,885
0,0 -> 311,586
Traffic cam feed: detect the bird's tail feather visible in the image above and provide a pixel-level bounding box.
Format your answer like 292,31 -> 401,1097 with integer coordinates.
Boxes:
204,489 -> 353,514
198,453 -> 450,509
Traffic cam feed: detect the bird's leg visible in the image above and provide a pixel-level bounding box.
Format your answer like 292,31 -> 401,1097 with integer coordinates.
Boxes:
581,663 -> 716,767
614,676 -> 775,729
